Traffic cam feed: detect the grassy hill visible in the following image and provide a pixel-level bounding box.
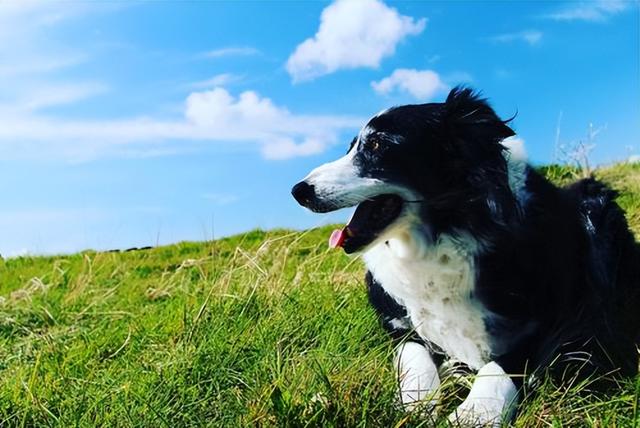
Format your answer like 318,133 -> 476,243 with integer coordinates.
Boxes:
1,164 -> 639,427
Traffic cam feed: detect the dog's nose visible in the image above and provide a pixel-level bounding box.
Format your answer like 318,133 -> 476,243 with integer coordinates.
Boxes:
291,181 -> 316,206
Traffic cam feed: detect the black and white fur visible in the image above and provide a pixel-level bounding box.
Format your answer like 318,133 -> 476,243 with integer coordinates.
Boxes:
292,87 -> 640,426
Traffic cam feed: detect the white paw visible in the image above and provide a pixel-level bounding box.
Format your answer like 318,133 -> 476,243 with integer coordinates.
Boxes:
448,396 -> 508,427
396,341 -> 440,412
447,362 -> 517,427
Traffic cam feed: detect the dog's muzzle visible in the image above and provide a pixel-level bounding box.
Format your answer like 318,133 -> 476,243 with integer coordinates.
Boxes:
291,181 -> 342,213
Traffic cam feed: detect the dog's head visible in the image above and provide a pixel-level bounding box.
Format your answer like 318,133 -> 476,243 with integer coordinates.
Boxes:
291,87 -> 515,254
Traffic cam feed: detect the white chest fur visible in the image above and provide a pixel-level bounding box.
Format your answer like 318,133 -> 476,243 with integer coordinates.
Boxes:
363,229 -> 492,369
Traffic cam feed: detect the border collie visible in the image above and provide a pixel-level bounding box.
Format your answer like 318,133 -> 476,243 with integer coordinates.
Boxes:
291,87 -> 639,426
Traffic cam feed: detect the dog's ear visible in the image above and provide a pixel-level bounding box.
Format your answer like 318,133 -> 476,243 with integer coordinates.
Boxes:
443,86 -> 515,149
441,86 -> 515,193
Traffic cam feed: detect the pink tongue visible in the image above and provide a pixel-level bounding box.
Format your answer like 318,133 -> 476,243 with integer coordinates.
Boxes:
329,228 -> 347,249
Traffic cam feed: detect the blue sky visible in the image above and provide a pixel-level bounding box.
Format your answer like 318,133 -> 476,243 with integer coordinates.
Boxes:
0,0 -> 638,256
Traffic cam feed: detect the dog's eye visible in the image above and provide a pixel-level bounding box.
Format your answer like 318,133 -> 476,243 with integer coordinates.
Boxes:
367,139 -> 380,151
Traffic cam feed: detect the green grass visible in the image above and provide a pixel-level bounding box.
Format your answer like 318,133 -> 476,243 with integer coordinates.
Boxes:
1,164 -> 639,427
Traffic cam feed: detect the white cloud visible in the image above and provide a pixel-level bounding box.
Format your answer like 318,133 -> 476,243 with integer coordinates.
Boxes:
260,137 -> 326,160
3,82 -> 109,113
184,88 -> 363,159
546,0 -> 631,22
188,73 -> 243,89
0,87 -> 363,162
0,54 -> 86,78
200,46 -> 259,59
185,88 -> 285,129
371,69 -> 448,101
489,30 -> 543,46
286,0 -> 426,82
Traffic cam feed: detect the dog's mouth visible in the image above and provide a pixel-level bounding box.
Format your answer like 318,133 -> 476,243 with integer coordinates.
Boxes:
329,194 -> 404,254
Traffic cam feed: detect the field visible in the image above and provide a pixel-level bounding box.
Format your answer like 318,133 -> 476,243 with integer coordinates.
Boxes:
1,164 -> 639,427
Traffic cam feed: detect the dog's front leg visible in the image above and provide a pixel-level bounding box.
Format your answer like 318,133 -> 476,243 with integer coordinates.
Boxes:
396,341 -> 441,411
448,361 -> 518,427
